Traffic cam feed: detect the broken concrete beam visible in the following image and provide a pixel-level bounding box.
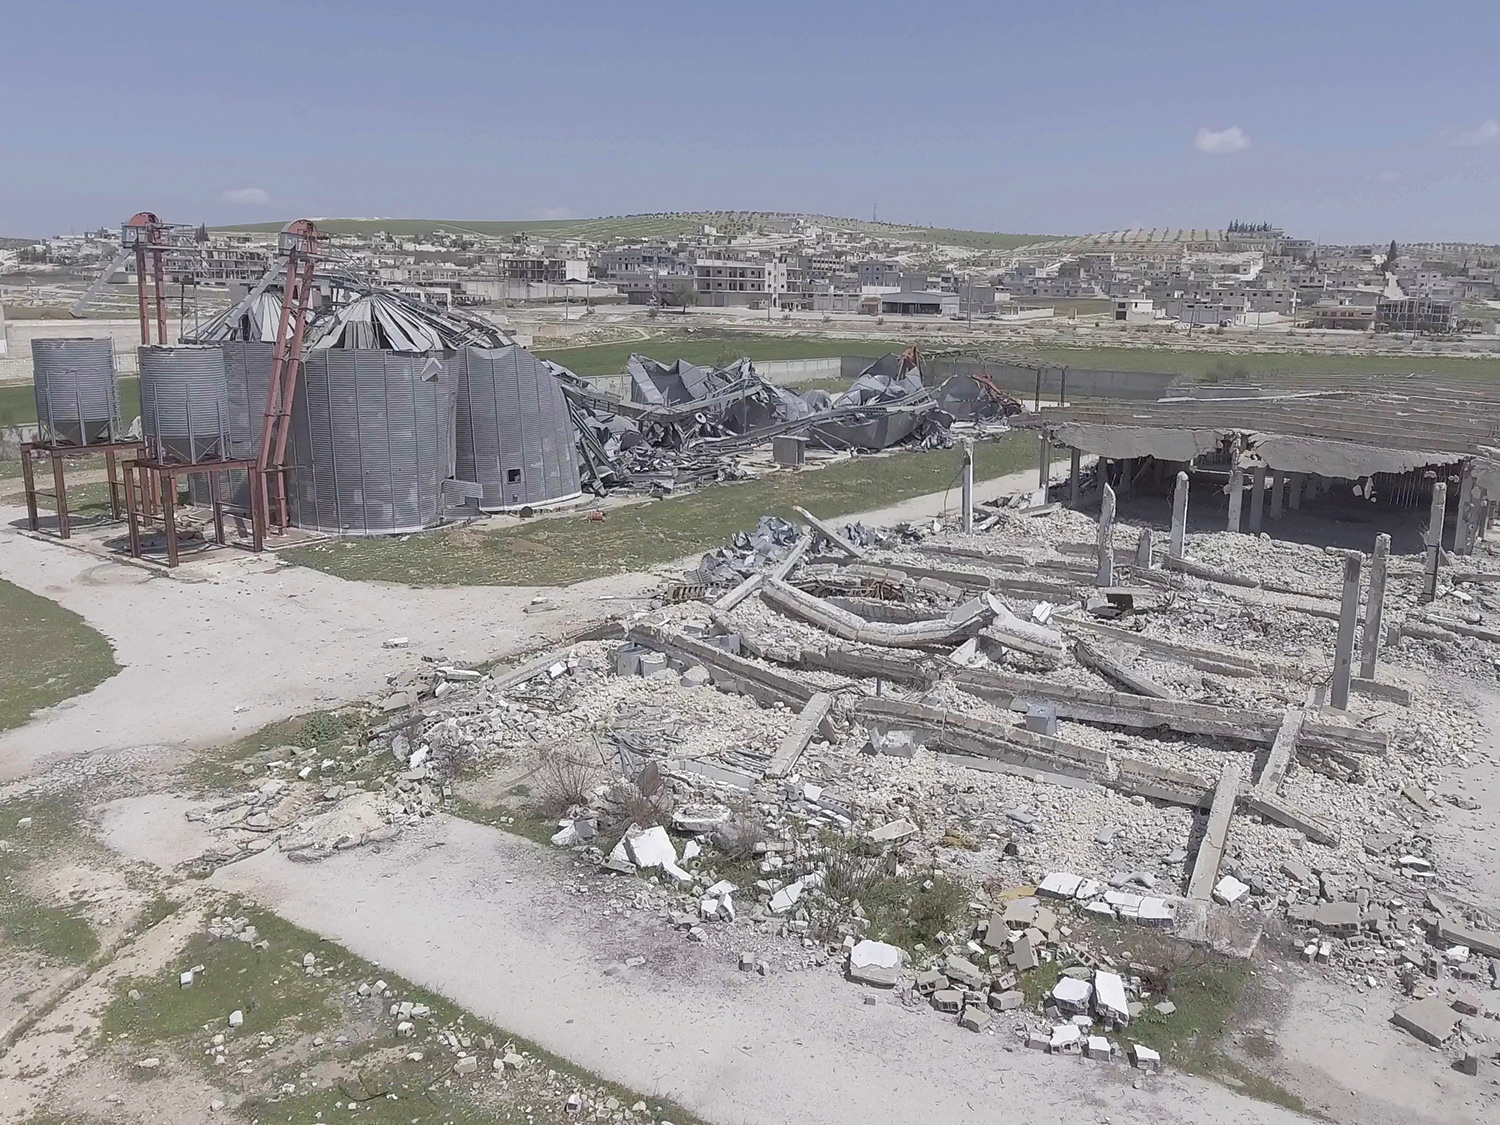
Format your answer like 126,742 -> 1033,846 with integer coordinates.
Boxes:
1241,789 -> 1338,846
762,576 -> 991,649
769,530 -> 813,582
951,663 -> 1387,755
1415,613 -> 1500,645
793,506 -> 868,560
918,543 -> 1029,567
1349,676 -> 1412,706
798,645 -> 935,686
1434,918 -> 1500,959
628,623 -> 815,706
1063,616 -> 1283,677
1113,758 -> 1214,807
713,571 -> 764,612
492,647 -> 577,691
1254,708 -> 1305,794
854,696 -> 1111,778
1186,762 -> 1242,902
1072,638 -> 1170,699
765,692 -> 835,779
1163,553 -> 1259,588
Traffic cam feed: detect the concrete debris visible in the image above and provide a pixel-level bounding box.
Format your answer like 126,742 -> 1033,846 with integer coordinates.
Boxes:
1392,996 -> 1461,1046
848,939 -> 903,987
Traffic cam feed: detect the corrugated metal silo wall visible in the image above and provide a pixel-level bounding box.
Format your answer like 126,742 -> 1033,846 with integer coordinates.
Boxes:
137,345 -> 231,463
453,345 -> 582,511
30,337 -> 119,445
287,350 -> 454,536
189,341 -> 276,510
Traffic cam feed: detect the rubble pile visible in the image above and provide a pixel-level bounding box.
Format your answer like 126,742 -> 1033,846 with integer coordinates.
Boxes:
188,484 -> 1500,1082
556,350 -> 1007,496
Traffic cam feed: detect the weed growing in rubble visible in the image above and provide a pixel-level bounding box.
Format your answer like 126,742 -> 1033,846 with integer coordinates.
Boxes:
807,832 -> 967,952
533,751 -> 604,820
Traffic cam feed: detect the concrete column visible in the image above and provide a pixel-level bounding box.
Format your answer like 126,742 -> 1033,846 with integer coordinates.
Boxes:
1359,533 -> 1391,680
1099,458 -> 1110,509
1068,448 -> 1081,508
1096,483 -> 1116,587
1226,441 -> 1245,533
1169,470 -> 1189,559
1288,472 -> 1306,510
1423,480 -> 1447,602
1269,471 -> 1287,520
961,438 -> 974,534
1453,464 -> 1477,555
1248,465 -> 1267,531
1331,552 -> 1363,711
1120,457 -> 1135,497
1037,436 -> 1052,490
1135,527 -> 1153,570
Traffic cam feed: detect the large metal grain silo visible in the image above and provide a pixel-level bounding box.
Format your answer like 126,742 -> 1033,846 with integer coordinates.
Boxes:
451,345 -> 581,511
286,350 -> 454,536
31,338 -> 120,445
137,344 -> 232,463
189,340 -> 275,511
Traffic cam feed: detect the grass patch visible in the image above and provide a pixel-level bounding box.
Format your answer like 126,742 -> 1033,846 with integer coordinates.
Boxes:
0,794 -> 99,964
184,708 -> 371,793
0,375 -> 140,429
282,430 -> 1036,587
0,578 -> 119,732
99,903 -> 710,1125
535,332 -> 878,376
447,797 -> 558,848
1011,344 -> 1500,382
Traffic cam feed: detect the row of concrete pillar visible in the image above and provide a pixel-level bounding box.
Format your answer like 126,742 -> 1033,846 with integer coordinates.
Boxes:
1042,433 -> 1491,559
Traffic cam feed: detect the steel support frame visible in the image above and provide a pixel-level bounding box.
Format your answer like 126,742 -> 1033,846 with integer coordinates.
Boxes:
19,440 -> 146,540
125,457 -> 265,568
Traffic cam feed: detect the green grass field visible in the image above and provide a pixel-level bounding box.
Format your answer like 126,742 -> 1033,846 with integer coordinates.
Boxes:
0,578 -> 119,732
1012,344 -> 1500,381
535,332 -> 879,376
0,375 -> 140,429
284,432 -> 1036,586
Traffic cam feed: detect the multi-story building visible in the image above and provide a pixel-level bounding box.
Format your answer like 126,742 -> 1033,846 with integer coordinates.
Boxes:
1377,298 -> 1456,334
692,257 -> 786,307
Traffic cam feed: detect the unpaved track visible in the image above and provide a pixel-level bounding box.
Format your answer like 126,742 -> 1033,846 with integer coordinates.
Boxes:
0,505 -> 657,782
0,460 -> 1063,784
102,805 -> 1311,1125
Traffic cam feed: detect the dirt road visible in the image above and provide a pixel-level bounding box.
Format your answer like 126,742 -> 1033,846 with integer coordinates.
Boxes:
103,801 -> 1313,1125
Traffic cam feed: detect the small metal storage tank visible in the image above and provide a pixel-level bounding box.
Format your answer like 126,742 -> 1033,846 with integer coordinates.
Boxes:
287,350 -> 454,536
138,344 -> 232,463
188,341 -> 274,510
452,345 -> 581,511
31,338 -> 120,445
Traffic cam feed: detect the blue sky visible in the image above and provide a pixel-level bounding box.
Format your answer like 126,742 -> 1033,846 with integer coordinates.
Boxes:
3,0 -> 1497,242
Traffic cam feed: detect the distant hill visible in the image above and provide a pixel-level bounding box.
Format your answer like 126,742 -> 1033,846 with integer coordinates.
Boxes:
213,211 -> 1062,251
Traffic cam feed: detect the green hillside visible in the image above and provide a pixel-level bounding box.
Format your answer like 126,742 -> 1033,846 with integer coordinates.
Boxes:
215,211 -> 1059,249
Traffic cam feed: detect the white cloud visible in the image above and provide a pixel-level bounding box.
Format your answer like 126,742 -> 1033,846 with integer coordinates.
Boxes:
1448,119 -> 1500,148
220,187 -> 270,205
530,206 -> 575,220
1193,126 -> 1250,155
1376,169 -> 1402,184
